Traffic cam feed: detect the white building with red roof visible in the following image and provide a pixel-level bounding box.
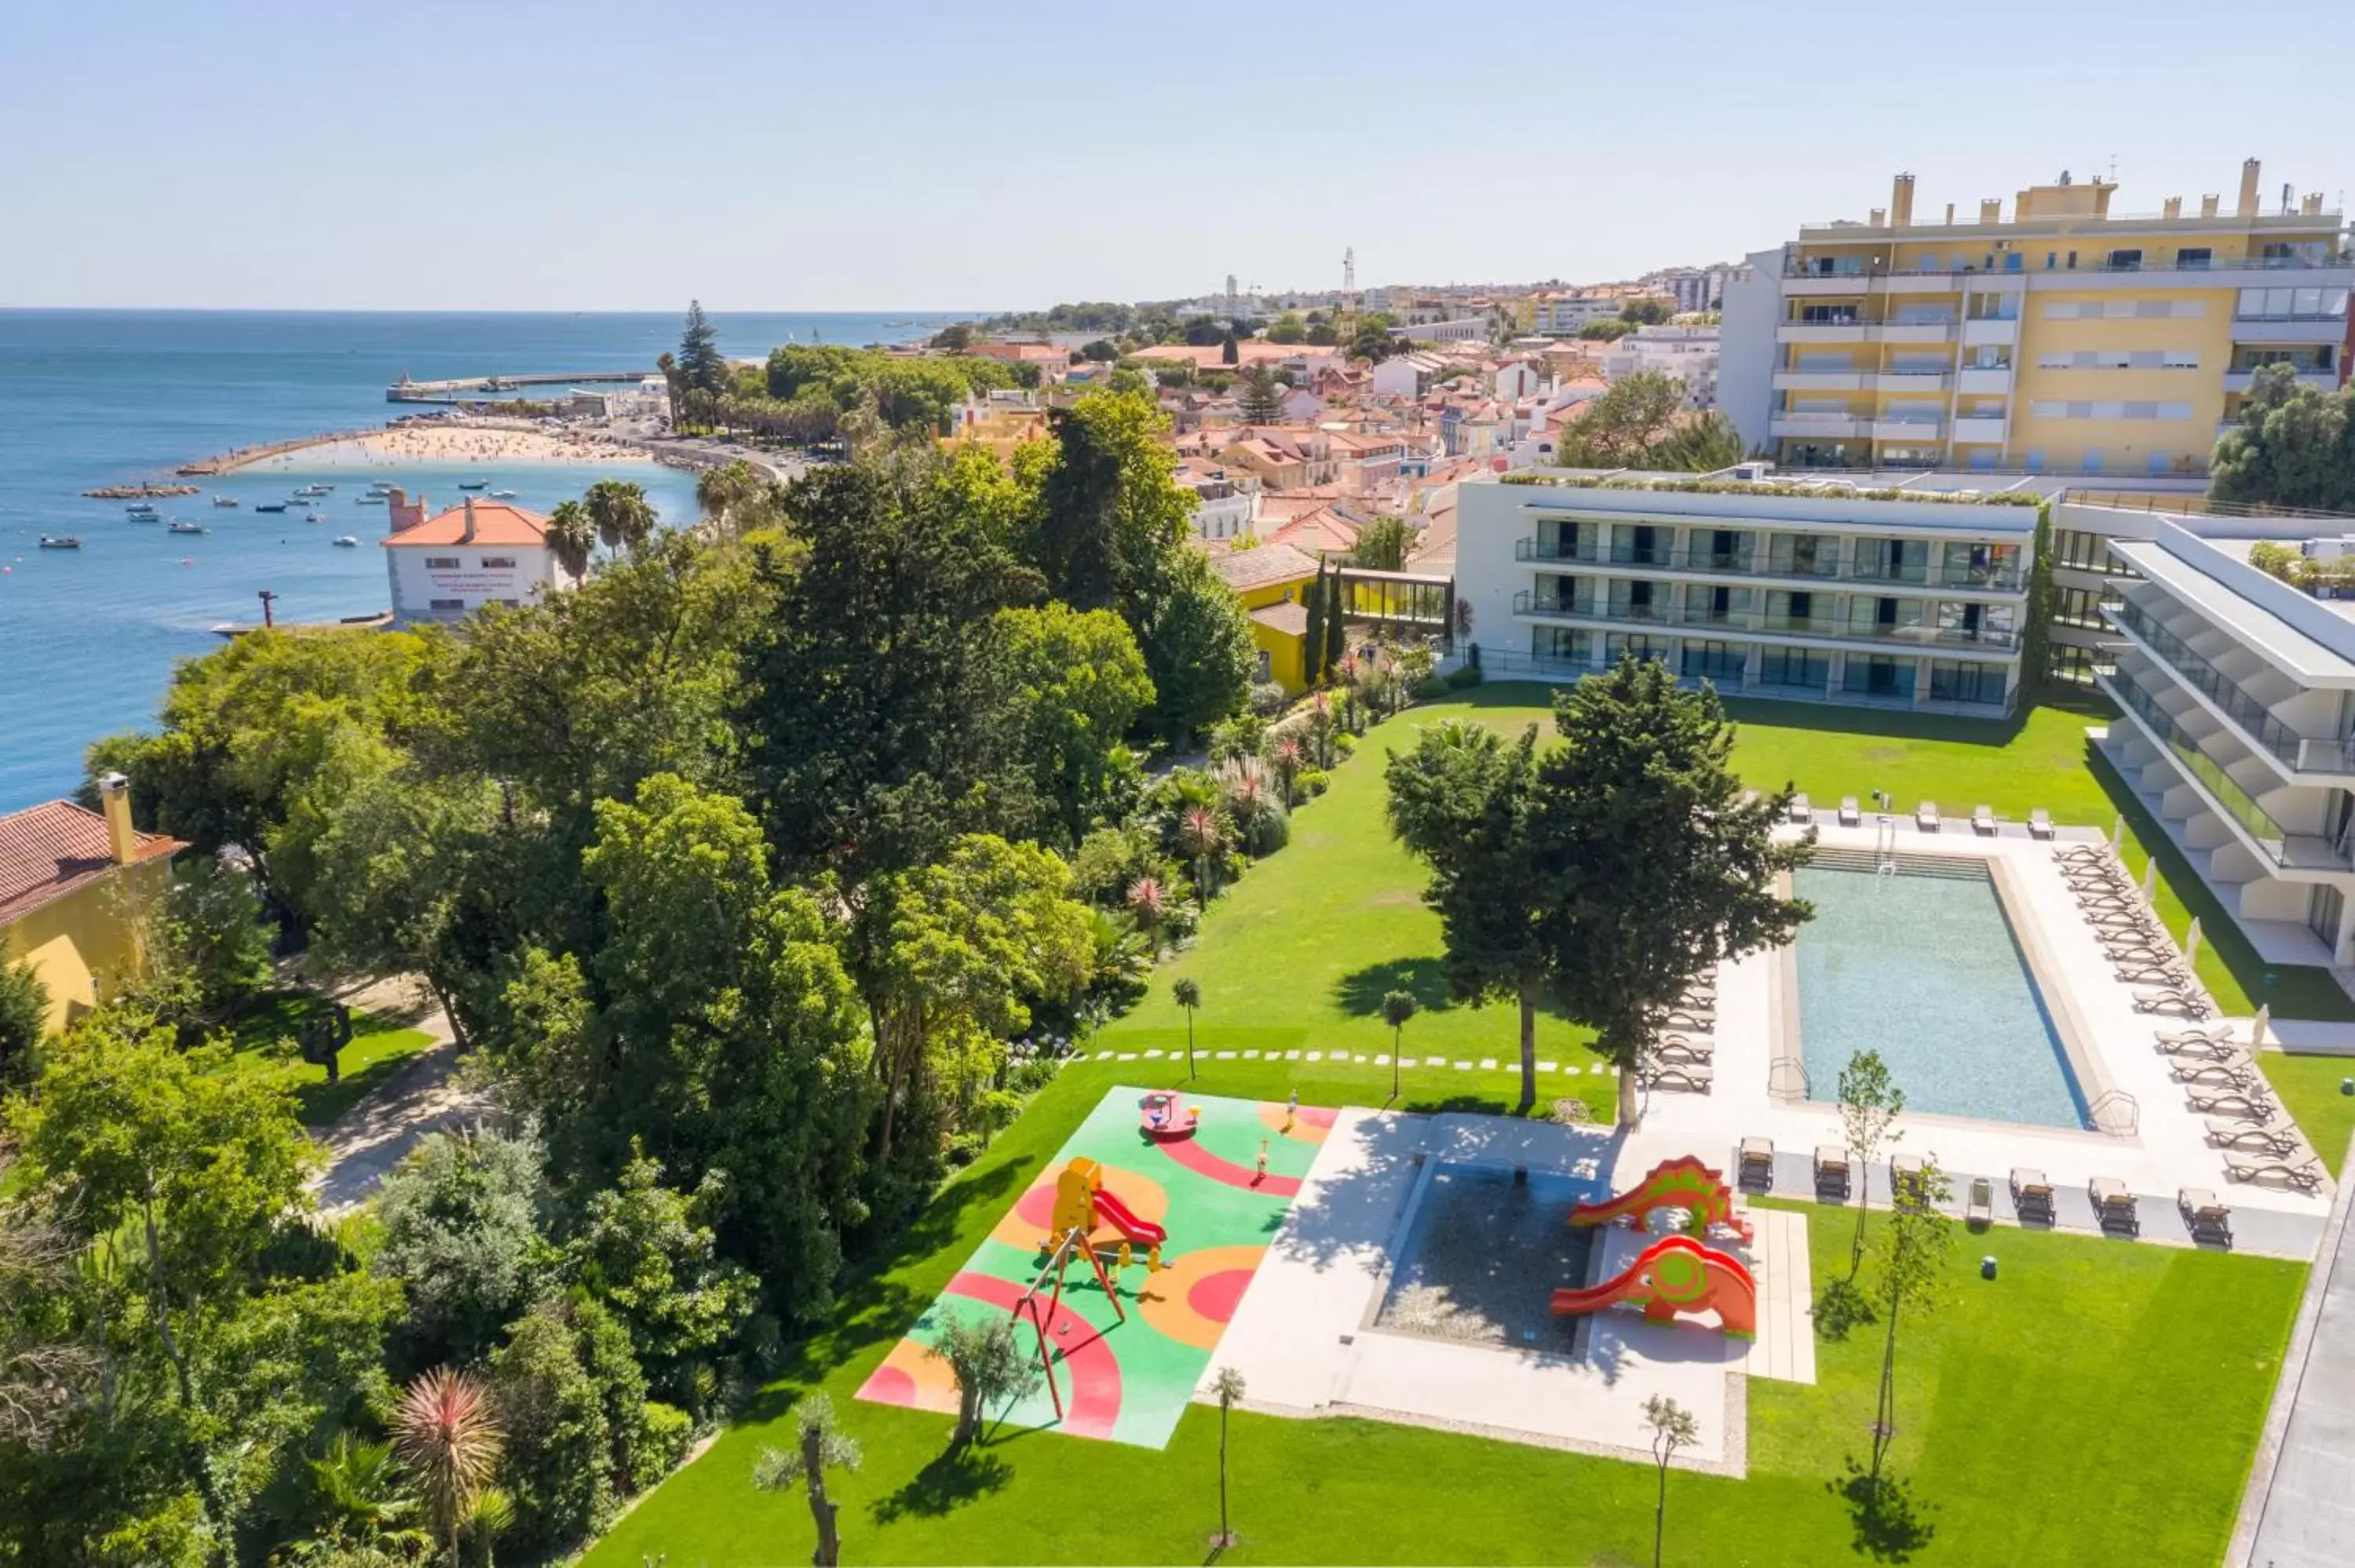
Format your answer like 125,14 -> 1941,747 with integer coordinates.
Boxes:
380,490 -> 577,627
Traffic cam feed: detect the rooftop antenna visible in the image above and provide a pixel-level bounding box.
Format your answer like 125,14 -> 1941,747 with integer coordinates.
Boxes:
1343,246 -> 1356,294
2107,151 -> 2118,185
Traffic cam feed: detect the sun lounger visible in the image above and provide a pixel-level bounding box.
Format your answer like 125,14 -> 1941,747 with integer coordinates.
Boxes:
1916,800 -> 1941,832
2010,1168 -> 2056,1225
1656,1007 -> 1713,1032
2065,866 -> 2130,890
1838,796 -> 1861,827
1656,1034 -> 1714,1064
2225,1152 -> 2327,1192
1643,1062 -> 1713,1093
2156,1034 -> 2244,1063
2169,1052 -> 2257,1085
2205,1118 -> 2304,1156
2156,1024 -> 2236,1048
2186,1087 -> 2278,1118
1737,1136 -> 1775,1191
2028,808 -> 2056,841
2054,842 -> 2109,864
1814,1145 -> 1851,1198
2136,986 -> 2213,1019
1973,804 -> 1997,836
2089,1177 -> 2139,1235
2178,1188 -> 2232,1245
2116,959 -> 2193,986
1788,793 -> 1812,825
1966,1176 -> 1994,1226
1890,1153 -> 1926,1202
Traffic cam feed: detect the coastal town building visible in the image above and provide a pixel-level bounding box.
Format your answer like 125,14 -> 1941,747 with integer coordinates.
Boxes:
1641,264 -> 1736,314
380,492 -> 576,629
1175,461 -> 1261,542
0,776 -> 182,1032
1602,323 -> 1722,408
1453,471 -> 2038,715
1719,159 -> 2352,474
1203,540 -> 1322,691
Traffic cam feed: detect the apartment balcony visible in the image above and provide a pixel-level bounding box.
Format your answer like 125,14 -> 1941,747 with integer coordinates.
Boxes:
1777,323 -> 1870,345
2231,315 -> 2354,345
1788,254 -> 2354,282
1773,370 -> 1868,392
1513,537 -> 2017,591
1871,417 -> 1944,441
1770,412 -> 1864,439
1952,416 -> 2009,444
2105,599 -> 2355,779
1875,370 -> 1950,392
1962,318 -> 2021,347
1956,367 -> 2015,396
1510,589 -> 2019,651
2222,368 -> 2341,395
2098,663 -> 2351,871
1877,322 -> 1956,345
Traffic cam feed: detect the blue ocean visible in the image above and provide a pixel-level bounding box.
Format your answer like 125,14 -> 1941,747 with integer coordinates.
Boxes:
0,310 -> 969,811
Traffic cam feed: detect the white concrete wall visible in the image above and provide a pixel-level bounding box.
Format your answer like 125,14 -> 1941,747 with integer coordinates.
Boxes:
386,545 -> 565,627
1716,248 -> 1784,457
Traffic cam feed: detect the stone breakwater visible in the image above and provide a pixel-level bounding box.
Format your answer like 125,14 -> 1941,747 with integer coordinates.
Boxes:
176,428 -> 383,476
83,482 -> 200,498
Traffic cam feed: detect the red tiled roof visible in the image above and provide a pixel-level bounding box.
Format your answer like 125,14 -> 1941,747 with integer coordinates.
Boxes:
1249,600 -> 1311,636
1203,539 -> 1320,591
382,501 -> 553,549
0,801 -> 182,927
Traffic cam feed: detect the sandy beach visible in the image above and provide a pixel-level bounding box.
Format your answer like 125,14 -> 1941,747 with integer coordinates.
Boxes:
230,422 -> 659,474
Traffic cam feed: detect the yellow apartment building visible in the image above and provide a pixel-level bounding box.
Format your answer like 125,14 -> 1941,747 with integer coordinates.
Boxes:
1204,540 -> 1321,691
0,776 -> 184,1034
1722,159 -> 2350,477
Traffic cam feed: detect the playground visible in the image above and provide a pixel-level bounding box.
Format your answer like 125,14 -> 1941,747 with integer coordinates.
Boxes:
856,1087 -> 1329,1449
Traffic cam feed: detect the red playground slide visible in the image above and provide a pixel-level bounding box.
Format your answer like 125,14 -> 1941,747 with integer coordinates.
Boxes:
1091,1189 -> 1167,1247
1548,1234 -> 1756,1340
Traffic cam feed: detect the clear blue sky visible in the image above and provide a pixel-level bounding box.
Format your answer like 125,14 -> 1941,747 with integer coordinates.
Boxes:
2,0 -> 2344,312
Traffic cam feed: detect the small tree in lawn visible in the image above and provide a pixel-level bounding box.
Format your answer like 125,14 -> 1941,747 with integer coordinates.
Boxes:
1869,1157 -> 1953,1482
754,1394 -> 863,1568
1380,989 -> 1417,1102
1538,658 -> 1815,1125
1211,1366 -> 1247,1548
1836,1049 -> 1904,1276
1173,977 -> 1203,1078
1386,721 -> 1551,1112
929,1315 -> 1040,1449
1642,1394 -> 1700,1568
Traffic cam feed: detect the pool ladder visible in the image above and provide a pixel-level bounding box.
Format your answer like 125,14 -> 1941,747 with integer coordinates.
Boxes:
1873,815 -> 1898,878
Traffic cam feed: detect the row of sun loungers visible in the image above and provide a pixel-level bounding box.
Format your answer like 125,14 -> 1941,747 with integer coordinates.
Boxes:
2056,848 -> 2218,1018
1641,979 -> 1716,1096
2160,1023 -> 2330,1191
1797,797 -> 2057,837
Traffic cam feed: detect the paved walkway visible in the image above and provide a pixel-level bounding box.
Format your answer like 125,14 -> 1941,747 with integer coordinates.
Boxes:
2233,1133 -> 2355,1568
309,976 -> 493,1214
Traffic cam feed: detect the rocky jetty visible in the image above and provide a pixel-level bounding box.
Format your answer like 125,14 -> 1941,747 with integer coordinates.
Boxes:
85,483 -> 200,499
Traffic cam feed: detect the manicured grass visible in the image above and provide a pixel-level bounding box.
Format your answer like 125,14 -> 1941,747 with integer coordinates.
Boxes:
2255,1052 -> 2355,1176
587,1058 -> 2306,1567
222,994 -> 437,1126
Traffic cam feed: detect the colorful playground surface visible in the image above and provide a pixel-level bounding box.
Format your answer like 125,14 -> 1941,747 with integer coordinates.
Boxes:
856,1085 -> 1327,1449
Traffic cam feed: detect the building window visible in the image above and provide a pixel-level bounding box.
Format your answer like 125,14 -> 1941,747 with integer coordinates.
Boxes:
2052,585 -> 2111,627
1254,650 -> 1272,682
1680,640 -> 1745,683
428,598 -> 466,611
480,556 -> 517,569
1758,647 -> 1829,691
424,556 -> 460,569
1928,661 -> 2007,706
1842,657 -> 1915,699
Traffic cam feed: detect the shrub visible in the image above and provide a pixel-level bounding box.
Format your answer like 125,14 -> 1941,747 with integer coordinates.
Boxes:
1294,769 -> 1331,799
1334,732 -> 1357,757
1444,664 -> 1484,690
374,1128 -> 552,1369
637,1401 -> 696,1490
491,1302 -> 615,1550
1409,675 -> 1449,701
1247,681 -> 1291,717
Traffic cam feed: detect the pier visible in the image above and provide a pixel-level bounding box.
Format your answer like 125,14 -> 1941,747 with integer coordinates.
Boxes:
386,370 -> 657,404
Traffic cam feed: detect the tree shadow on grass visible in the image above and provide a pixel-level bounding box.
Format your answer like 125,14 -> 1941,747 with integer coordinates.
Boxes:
868,1446 -> 1011,1525
1332,957 -> 1455,1017
1812,1275 -> 1876,1344
1831,1460 -> 1937,1563
291,1052 -> 420,1128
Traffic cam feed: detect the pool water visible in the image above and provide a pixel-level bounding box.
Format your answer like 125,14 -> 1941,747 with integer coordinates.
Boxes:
1793,864 -> 2091,1129
1375,1163 -> 1596,1350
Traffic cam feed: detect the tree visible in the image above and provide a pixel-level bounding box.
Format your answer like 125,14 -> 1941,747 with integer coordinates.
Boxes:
546,499 -> 594,584
985,604 -> 1155,848
2210,365 -> 2355,512
932,322 -> 976,353
294,1433 -> 429,1561
1028,387 -> 1196,632
1621,297 -> 1671,325
1539,661 -> 1812,1121
1210,1366 -> 1245,1548
1178,805 -> 1225,903
487,1298 -> 645,1552
1301,567 -> 1329,686
1386,721 -> 1551,1110
391,1366 -> 503,1568
1141,549 -> 1256,740
1265,313 -> 1307,345
1836,1051 -> 1905,1276
1641,1394 -> 1699,1568
695,459 -> 780,542
1320,567 -> 1348,677
676,301 -> 728,397
1351,516 -> 1414,572
929,1315 -> 1039,1449
1869,1158 -> 1953,1481
1219,330 -> 1239,366
373,1127 -> 550,1368
754,1395 -> 861,1568
152,857 -> 273,1020
583,480 -> 658,558
1577,319 -> 1634,341
1350,315 -> 1401,363
0,959 -> 47,1086
1554,372 -> 1692,469
1173,977 -> 1202,1078
1380,989 -> 1416,1101
1239,366 -> 1286,425
1645,411 -> 1745,472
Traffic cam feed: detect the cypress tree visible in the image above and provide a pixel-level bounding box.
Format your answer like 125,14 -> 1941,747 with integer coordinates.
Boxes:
1322,563 -> 1349,675
1302,565 -> 1328,684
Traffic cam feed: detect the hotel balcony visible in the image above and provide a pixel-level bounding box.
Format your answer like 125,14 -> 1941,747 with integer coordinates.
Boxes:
1875,370 -> 1950,392
2222,368 -> 2340,395
1871,417 -> 1944,441
1955,367 -> 2014,396
2105,599 -> 2355,781
1770,412 -> 1864,439
1510,587 -> 2019,653
1951,416 -> 2009,444
1776,323 -> 1870,345
1773,370 -> 1869,392
2230,315 -> 2353,345
1962,318 -> 2020,347
2095,662 -> 2351,873
1513,537 -> 2022,593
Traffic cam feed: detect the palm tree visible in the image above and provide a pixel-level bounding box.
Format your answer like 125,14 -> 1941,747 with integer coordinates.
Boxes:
583,479 -> 657,558
1173,978 -> 1201,1079
1211,1366 -> 1247,1549
1269,735 -> 1305,808
1126,876 -> 1169,954
1380,990 -> 1417,1103
754,1395 -> 863,1568
292,1433 -> 429,1560
1178,806 -> 1224,903
390,1366 -> 502,1566
545,500 -> 593,585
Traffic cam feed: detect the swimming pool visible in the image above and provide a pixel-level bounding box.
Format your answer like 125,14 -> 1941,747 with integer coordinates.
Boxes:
1791,862 -> 2091,1129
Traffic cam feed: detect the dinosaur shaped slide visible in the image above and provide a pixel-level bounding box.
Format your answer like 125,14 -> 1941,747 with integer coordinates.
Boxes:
1550,1234 -> 1756,1340
1568,1154 -> 1752,1243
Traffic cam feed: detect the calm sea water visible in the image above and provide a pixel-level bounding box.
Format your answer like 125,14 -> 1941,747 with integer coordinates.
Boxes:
0,309 -> 970,811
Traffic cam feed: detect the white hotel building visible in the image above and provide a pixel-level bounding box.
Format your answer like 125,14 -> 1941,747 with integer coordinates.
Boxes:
1452,472 -> 2038,714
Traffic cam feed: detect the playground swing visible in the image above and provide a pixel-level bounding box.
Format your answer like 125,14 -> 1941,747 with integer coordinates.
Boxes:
1011,1226 -> 1126,1424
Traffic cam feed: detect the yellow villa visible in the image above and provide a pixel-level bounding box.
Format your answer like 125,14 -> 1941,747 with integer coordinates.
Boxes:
1205,540 -> 1322,691
0,775 -> 183,1033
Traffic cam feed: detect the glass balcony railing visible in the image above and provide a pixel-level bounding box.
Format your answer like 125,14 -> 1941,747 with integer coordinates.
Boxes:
1512,589 -> 2018,649
1514,537 -> 2017,589
2103,666 -> 2327,866
2109,600 -> 2355,775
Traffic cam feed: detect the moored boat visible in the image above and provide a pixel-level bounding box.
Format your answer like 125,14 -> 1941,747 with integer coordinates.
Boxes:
167,521 -> 206,535
126,503 -> 159,519
212,495 -> 239,508
332,535 -> 360,548
457,479 -> 489,490
38,535 -> 82,549
255,502 -> 290,513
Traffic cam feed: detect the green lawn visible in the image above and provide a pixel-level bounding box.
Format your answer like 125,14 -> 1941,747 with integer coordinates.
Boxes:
222,993 -> 437,1126
587,1057 -> 2306,1567
2255,1052 -> 2355,1176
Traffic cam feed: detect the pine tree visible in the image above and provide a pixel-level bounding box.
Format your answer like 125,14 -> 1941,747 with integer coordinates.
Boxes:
677,300 -> 728,396
1240,366 -> 1285,425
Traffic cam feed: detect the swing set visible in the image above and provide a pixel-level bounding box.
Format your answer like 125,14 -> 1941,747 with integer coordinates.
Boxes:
1010,1225 -> 1127,1421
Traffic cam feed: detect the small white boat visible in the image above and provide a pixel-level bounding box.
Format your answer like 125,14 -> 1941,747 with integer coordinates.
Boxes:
126,503 -> 159,518
332,535 -> 360,548
212,495 -> 239,508
356,495 -> 385,505
305,512 -> 325,523
39,535 -> 82,549
490,489 -> 520,500
167,521 -> 206,535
